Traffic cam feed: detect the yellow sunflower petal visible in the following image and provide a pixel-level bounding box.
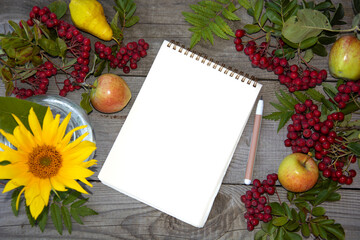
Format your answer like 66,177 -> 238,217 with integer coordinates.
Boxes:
54,112 -> 71,144
58,125 -> 87,149
58,177 -> 88,194
3,171 -> 31,193
82,159 -> 98,168
0,129 -> 18,148
28,108 -> 43,144
39,178 -> 51,205
50,176 -> 66,192
79,177 -> 93,187
11,113 -> 36,149
0,164 -> 23,180
59,165 -> 94,180
24,178 -> 40,206
29,195 -> 45,220
12,126 -> 34,153
0,147 -> 27,164
16,187 -> 25,211
42,108 -> 60,145
61,141 -> 96,164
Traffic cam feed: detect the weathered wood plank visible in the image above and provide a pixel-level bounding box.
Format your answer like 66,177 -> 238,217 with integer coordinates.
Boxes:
1,0 -> 360,239
0,183 -> 359,239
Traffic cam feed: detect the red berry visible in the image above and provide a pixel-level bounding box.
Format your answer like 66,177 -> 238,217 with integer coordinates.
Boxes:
235,29 -> 245,38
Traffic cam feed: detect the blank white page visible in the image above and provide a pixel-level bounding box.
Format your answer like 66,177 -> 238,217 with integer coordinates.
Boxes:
98,40 -> 262,228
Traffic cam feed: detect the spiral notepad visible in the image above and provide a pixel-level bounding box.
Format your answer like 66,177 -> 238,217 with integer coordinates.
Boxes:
99,40 -> 262,228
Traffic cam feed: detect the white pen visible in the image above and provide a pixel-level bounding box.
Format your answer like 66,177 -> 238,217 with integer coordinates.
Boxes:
244,96 -> 264,185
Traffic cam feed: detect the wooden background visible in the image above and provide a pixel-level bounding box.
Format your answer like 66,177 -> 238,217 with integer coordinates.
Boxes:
1,0 -> 360,239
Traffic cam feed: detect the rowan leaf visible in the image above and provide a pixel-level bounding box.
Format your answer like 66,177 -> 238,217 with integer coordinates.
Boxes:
282,9 -> 332,43
51,203 -> 63,235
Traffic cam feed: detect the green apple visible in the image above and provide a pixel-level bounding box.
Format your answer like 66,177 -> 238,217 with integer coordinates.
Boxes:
278,153 -> 319,193
328,35 -> 360,81
90,73 -> 132,113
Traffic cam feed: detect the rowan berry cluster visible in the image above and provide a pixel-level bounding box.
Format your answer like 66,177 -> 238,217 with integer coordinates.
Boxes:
284,99 -> 358,185
234,29 -> 327,93
13,5 -> 91,98
240,173 -> 278,231
333,81 -> 360,109
94,39 -> 149,74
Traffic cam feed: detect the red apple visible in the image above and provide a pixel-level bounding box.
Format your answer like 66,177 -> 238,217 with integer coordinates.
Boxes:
328,35 -> 360,81
278,153 -> 319,193
90,73 -> 131,113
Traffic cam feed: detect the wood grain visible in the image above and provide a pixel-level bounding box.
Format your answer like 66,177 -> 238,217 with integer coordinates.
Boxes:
1,0 -> 360,239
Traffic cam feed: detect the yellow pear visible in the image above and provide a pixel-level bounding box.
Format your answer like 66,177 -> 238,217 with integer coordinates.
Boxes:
69,0 -> 113,41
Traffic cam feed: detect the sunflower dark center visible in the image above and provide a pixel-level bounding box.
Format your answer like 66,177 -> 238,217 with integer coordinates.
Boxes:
28,145 -> 62,178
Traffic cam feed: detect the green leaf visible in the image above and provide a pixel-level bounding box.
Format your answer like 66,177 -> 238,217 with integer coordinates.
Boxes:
51,203 -> 63,235
278,111 -> 293,132
263,111 -> 283,121
347,142 -> 360,155
76,206 -> 98,217
274,227 -> 284,240
322,224 -> 345,240
244,24 -> 261,34
48,0 -> 68,19
38,205 -> 49,232
222,9 -> 241,20
215,16 -> 235,36
11,188 -> 22,216
301,223 -> 311,237
38,37 -> 59,57
312,206 -> 326,216
332,3 -> 345,25
190,32 -> 202,49
305,88 -> 325,102
310,222 -> 319,237
254,0 -> 264,21
8,20 -> 24,38
56,37 -> 67,59
238,0 -> 252,10
270,202 -> 285,216
312,43 -> 327,56
266,9 -> 282,26
125,16 -> 139,28
318,36 -> 337,45
254,229 -> 267,240
209,22 -> 228,39
0,97 -> 47,134
20,20 -> 33,41
25,205 -> 36,227
110,11 -> 122,40
61,206 -> 72,234
284,231 -> 302,240
80,92 -> 93,114
190,4 -> 216,18
94,59 -> 106,77
282,203 -> 292,219
295,201 -> 312,212
287,191 -> 295,202
282,9 -> 332,43
70,207 -> 83,225
71,198 -> 89,208
270,102 -> 288,111
299,37 -> 318,49
352,13 -> 360,29
272,216 -> 288,226
354,0 -> 360,14
198,1 -> 223,12
62,191 -> 81,205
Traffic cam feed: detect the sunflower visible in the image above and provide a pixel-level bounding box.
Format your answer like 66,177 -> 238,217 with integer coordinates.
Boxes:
0,107 -> 97,219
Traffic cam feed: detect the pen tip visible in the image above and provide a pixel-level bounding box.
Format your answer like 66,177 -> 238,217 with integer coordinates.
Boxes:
260,96 -> 263,100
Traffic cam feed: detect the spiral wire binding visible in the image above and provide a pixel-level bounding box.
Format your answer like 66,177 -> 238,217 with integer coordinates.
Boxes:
167,40 -> 258,87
